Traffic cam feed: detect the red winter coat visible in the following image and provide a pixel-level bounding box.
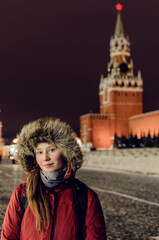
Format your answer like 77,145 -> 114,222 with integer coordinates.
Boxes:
1,168 -> 106,240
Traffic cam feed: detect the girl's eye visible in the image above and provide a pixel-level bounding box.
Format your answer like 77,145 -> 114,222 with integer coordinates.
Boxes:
36,151 -> 43,155
49,148 -> 55,152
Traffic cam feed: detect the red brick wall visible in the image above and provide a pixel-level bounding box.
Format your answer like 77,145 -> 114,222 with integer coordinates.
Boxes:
80,114 -> 92,143
100,89 -> 143,137
91,115 -> 111,149
129,110 -> 159,138
80,114 -> 112,149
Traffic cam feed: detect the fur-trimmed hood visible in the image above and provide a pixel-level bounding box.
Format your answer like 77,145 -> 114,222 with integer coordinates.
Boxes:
16,118 -> 83,173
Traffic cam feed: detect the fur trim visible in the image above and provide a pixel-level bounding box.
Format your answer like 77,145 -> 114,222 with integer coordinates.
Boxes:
16,118 -> 83,172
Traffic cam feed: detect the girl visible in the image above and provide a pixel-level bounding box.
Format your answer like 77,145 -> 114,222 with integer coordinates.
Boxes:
1,118 -> 106,240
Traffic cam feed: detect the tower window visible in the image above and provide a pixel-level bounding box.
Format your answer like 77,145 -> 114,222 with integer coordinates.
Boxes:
115,81 -> 118,86
135,82 -> 138,87
128,82 -> 131,87
121,82 -> 124,87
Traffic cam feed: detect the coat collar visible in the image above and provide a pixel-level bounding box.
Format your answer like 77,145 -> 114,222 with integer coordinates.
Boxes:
22,166 -> 75,194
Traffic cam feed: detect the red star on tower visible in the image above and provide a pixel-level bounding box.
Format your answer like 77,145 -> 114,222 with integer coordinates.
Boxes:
116,3 -> 123,11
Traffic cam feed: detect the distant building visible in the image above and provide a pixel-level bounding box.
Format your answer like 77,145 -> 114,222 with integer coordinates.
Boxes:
80,4 -> 159,149
0,121 -> 3,156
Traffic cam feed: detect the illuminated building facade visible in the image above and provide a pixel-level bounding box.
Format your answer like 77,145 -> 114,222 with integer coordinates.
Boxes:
80,3 -> 159,149
129,110 -> 159,139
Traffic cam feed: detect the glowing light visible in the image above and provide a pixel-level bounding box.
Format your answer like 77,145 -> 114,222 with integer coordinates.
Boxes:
116,3 -> 123,11
10,147 -> 16,153
13,138 -> 18,144
75,137 -> 82,147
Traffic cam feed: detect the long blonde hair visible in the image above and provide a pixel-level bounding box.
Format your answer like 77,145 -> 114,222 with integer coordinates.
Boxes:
26,167 -> 51,231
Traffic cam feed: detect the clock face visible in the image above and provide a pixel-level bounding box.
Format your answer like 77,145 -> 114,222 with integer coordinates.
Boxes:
119,63 -> 128,73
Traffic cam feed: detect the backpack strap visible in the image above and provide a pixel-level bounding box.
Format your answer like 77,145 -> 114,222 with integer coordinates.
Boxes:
73,178 -> 88,240
19,191 -> 28,215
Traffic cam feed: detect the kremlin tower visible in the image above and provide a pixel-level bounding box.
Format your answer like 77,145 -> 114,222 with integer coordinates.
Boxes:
80,3 -> 159,149
99,3 -> 143,139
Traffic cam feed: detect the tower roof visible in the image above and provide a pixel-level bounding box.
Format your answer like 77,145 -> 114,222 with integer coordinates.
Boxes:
114,5 -> 124,38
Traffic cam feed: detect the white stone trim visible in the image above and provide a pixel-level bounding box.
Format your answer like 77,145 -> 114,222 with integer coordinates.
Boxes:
111,52 -> 130,57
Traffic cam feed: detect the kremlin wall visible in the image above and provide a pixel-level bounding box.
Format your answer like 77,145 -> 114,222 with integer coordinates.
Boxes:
80,4 -> 159,149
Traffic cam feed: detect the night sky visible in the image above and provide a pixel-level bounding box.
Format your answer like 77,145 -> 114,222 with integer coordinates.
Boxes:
0,0 -> 158,141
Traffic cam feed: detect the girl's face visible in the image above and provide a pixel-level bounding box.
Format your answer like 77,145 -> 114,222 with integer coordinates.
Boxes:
35,143 -> 65,172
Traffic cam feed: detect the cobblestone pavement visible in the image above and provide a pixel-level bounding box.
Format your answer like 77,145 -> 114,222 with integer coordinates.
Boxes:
1,159 -> 159,240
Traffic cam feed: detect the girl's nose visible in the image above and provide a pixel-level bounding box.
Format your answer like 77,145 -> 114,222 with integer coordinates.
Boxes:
44,151 -> 50,161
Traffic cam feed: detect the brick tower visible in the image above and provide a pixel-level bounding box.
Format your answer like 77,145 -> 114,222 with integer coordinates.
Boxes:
80,3 -> 143,149
99,3 -> 143,138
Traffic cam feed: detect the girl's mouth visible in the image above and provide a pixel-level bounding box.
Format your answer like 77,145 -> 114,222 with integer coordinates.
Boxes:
44,163 -> 53,167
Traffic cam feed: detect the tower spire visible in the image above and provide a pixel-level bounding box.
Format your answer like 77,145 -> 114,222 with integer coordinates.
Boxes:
114,3 -> 124,38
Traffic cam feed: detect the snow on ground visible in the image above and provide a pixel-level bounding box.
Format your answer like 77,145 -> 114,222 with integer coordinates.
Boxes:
82,148 -> 159,175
